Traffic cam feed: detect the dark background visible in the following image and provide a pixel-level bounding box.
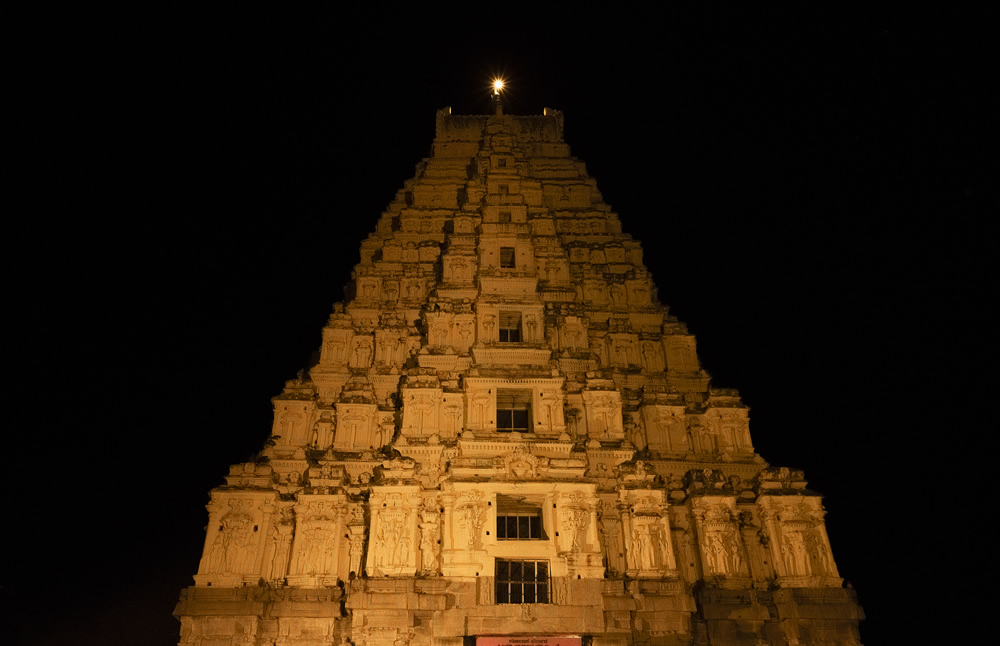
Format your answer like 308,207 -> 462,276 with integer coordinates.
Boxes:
8,5 -> 991,645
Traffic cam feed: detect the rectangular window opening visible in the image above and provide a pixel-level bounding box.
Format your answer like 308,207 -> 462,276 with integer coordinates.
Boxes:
496,389 -> 530,432
495,559 -> 549,604
496,495 -> 545,540
498,311 -> 521,342
499,246 -> 515,268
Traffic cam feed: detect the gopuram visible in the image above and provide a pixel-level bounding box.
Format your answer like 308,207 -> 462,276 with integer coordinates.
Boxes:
175,104 -> 863,645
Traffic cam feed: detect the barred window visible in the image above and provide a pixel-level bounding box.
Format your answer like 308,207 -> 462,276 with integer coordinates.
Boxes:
496,512 -> 543,540
496,390 -> 530,432
496,559 -> 549,604
496,495 -> 545,540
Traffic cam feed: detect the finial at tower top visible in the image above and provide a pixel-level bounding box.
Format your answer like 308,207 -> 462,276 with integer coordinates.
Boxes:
490,77 -> 505,115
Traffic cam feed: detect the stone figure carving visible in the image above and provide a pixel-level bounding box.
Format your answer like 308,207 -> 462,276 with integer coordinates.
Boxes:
600,515 -> 626,575
267,518 -> 294,581
641,525 -> 660,570
456,320 -> 473,346
482,315 -> 496,339
419,522 -> 441,574
562,507 -> 590,550
206,505 -> 256,575
430,321 -> 449,346
805,528 -> 833,575
352,341 -> 373,368
458,498 -> 486,550
393,521 -> 410,566
629,526 -> 649,570
524,315 -> 538,340
471,391 -> 491,430
702,532 -> 728,574
442,402 -> 462,437
384,280 -> 399,302
539,389 -> 562,433
361,280 -> 376,300
781,531 -> 809,576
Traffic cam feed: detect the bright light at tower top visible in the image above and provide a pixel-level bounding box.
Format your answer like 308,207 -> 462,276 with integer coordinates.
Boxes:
492,78 -> 505,94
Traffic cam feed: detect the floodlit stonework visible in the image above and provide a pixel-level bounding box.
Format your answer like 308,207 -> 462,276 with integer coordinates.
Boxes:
175,106 -> 863,646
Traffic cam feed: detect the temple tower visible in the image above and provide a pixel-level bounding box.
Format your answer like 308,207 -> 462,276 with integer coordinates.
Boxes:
175,107 -> 863,646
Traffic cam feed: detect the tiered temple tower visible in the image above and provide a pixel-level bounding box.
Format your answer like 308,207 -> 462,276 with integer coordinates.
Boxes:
175,107 -> 863,645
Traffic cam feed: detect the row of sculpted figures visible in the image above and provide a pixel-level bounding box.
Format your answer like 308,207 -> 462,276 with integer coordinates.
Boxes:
316,311 -> 702,375
195,484 -> 840,590
270,381 -> 753,457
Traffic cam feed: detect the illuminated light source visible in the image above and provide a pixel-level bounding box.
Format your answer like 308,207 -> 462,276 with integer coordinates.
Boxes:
491,78 -> 505,96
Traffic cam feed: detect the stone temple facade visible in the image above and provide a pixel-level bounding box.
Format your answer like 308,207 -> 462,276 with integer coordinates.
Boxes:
175,107 -> 863,645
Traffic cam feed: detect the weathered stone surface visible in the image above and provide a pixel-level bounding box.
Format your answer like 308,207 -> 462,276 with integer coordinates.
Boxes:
175,106 -> 862,645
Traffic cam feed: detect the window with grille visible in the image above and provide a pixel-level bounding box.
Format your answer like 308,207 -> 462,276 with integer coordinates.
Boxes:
496,560 -> 549,604
498,311 -> 521,342
498,211 -> 511,223
496,495 -> 545,540
499,246 -> 515,268
496,389 -> 530,432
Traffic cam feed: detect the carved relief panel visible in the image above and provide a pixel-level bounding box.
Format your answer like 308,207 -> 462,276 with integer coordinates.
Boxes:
555,490 -> 598,555
439,392 -> 464,438
758,496 -> 840,587
320,327 -> 353,366
401,387 -> 443,437
639,339 -> 666,372
454,490 -> 489,565
641,405 -> 689,454
197,494 -> 274,584
690,497 -> 750,581
607,333 -> 640,368
626,278 -> 652,306
539,257 -> 570,283
534,387 -> 566,435
355,276 -> 382,303
582,279 -> 610,306
333,402 -> 379,450
558,316 -> 589,351
609,282 -> 627,308
685,415 -> 719,455
464,383 -> 495,432
705,408 -> 754,454
271,399 -> 316,448
621,491 -> 675,577
664,334 -> 700,372
348,335 -> 375,369
598,498 -> 627,576
418,496 -> 442,576
400,277 -> 426,302
287,497 -> 347,585
453,313 -> 476,351
582,390 -> 624,440
374,330 -> 407,367
310,409 -> 336,449
425,311 -> 454,347
368,487 -> 420,577
262,504 -> 295,583
442,254 -> 477,284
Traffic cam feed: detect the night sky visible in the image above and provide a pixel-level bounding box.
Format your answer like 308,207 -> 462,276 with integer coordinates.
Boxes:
9,6 -> 991,645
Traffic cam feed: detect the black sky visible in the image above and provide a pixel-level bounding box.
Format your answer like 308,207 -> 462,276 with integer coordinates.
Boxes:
8,6 -> 992,645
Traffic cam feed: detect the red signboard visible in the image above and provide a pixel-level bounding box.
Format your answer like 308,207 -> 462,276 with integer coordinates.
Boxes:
478,638 -> 582,646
